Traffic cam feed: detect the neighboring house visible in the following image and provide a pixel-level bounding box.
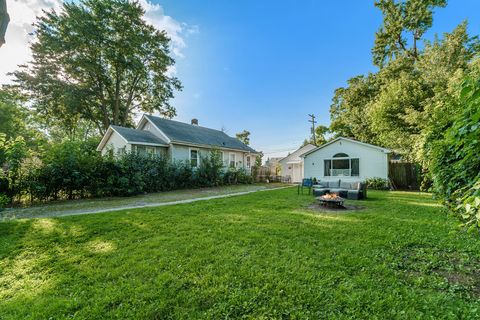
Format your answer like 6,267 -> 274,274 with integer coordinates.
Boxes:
302,137 -> 390,181
264,157 -> 282,175
279,144 -> 316,183
96,115 -> 259,172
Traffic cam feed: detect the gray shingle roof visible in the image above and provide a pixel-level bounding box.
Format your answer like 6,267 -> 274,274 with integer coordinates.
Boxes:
145,115 -> 257,153
111,125 -> 168,145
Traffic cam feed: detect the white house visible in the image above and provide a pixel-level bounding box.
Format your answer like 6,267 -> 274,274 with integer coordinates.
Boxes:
301,137 -> 390,181
278,144 -> 316,183
96,115 -> 259,172
264,157 -> 283,175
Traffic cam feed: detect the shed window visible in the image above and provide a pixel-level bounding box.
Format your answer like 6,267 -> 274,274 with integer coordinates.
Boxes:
324,156 -> 359,177
333,153 -> 349,158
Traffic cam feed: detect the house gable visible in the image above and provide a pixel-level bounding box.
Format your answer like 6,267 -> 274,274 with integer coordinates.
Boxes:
136,115 -> 171,144
279,144 -> 316,165
303,138 -> 389,181
302,137 -> 390,158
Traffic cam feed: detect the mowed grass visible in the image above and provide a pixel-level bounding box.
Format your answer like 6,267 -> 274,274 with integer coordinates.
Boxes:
1,188 -> 480,319
1,183 -> 286,220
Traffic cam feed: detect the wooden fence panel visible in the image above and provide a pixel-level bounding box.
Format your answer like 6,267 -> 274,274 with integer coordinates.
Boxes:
388,162 -> 421,190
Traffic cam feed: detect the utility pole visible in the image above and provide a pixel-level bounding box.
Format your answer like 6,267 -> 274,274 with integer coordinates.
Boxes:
308,114 -> 317,146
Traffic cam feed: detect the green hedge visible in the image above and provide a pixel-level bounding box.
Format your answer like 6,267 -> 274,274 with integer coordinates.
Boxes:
0,139 -> 253,204
429,78 -> 480,229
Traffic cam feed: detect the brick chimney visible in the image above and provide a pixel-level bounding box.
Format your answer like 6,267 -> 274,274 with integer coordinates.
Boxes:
191,118 -> 198,125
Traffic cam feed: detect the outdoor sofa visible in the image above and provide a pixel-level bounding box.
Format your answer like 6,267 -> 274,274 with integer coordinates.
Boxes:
312,179 -> 367,200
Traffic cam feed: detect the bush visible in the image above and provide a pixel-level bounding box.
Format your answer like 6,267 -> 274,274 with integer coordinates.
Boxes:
0,142 -> 255,204
0,193 -> 9,211
429,78 -> 480,229
365,177 -> 390,190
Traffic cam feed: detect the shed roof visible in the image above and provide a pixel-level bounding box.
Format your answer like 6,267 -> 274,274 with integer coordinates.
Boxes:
300,137 -> 391,157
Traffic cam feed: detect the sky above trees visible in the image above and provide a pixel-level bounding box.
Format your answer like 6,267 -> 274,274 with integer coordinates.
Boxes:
1,0 -> 480,158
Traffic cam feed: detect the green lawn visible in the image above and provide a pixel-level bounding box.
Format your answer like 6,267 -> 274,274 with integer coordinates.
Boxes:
1,188 -> 480,319
1,183 -> 286,220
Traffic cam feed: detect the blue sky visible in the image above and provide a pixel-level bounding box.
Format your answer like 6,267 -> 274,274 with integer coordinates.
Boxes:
1,1 -> 479,159
156,0 -> 480,159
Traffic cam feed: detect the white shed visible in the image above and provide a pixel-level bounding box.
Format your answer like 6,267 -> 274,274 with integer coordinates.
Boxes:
279,144 -> 316,183
302,137 -> 390,182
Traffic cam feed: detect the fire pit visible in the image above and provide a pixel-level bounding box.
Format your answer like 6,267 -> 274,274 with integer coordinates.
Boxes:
317,193 -> 345,208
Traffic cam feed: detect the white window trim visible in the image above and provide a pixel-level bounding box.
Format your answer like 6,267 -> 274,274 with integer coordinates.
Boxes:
229,152 -> 236,168
323,157 -> 359,177
246,155 -> 251,169
189,148 -> 199,167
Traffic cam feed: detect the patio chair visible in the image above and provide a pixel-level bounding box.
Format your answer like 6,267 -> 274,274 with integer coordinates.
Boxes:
298,178 -> 313,195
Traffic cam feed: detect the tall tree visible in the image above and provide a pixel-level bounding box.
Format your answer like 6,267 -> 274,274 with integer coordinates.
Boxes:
0,88 -> 46,150
329,74 -> 379,144
13,0 -> 181,135
236,130 -> 251,145
372,0 -> 447,66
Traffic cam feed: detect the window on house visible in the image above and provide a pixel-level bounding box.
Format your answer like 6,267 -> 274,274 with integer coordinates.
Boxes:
324,154 -> 359,177
146,147 -> 156,156
117,147 -> 126,155
190,149 -> 199,167
229,153 -> 236,168
246,156 -> 251,169
221,151 -> 225,165
333,153 -> 349,158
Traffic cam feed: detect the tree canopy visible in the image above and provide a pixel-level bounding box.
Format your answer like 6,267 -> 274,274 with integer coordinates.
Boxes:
236,130 -> 251,145
13,0 -> 181,135
372,0 -> 447,66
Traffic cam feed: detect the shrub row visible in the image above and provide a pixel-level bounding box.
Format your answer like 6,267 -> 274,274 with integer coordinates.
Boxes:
0,139 -> 253,205
429,78 -> 480,230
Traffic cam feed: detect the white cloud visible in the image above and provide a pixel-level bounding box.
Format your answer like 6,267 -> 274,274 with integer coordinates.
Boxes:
0,0 -> 63,84
0,0 -> 196,84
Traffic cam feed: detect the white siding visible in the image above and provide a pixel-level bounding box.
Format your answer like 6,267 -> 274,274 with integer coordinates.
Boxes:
279,144 -> 316,183
303,139 -> 388,181
170,144 -> 254,171
101,131 -> 131,156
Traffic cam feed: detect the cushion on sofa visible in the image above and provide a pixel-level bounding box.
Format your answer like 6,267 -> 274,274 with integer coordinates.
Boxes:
315,181 -> 328,188
340,182 -> 352,189
328,180 -> 340,188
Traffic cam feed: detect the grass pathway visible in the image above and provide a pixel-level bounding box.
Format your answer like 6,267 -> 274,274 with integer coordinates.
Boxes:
0,184 -> 289,221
